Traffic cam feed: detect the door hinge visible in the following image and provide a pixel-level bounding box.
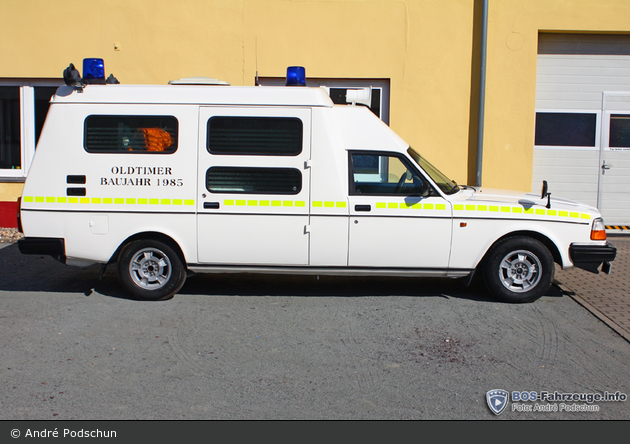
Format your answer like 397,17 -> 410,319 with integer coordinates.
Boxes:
304,225 -> 311,234
304,159 -> 312,169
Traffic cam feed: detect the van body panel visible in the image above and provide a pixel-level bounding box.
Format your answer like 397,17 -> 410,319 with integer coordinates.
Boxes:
17,81 -> 615,303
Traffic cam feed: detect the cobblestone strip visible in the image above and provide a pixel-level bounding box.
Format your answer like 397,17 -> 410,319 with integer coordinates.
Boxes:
555,236 -> 630,342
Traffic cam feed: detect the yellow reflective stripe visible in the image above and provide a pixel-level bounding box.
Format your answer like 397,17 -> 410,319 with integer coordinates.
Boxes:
18,195 -> 595,220
223,198 -> 308,207
451,203 -> 593,220
22,196 -> 195,206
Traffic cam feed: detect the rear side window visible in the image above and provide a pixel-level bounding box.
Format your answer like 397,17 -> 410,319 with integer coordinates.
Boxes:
206,166 -> 302,194
207,116 -> 302,155
85,115 -> 178,153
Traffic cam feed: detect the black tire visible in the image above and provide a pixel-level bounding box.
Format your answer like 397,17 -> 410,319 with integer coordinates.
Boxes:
117,239 -> 186,301
482,236 -> 554,303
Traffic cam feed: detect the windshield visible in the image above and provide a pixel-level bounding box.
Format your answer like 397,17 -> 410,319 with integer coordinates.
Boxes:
408,148 -> 459,194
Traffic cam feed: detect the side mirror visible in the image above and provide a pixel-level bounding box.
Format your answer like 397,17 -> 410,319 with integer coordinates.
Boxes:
420,181 -> 430,197
541,180 -> 551,209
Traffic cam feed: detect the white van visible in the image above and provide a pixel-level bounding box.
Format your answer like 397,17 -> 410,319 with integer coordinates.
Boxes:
18,61 -> 616,303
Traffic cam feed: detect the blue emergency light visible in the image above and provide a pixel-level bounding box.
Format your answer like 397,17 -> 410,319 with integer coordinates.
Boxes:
83,58 -> 106,84
286,66 -> 306,86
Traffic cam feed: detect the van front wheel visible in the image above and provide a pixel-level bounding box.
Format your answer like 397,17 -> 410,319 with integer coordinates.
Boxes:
118,239 -> 186,301
483,236 -> 554,303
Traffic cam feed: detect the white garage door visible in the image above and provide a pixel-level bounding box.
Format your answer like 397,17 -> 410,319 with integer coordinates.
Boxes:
534,33 -> 630,227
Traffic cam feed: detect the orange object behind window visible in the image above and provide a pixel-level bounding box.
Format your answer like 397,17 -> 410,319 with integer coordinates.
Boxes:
140,128 -> 173,152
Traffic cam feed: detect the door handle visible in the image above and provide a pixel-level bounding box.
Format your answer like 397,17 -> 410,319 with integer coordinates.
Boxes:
203,202 -> 220,209
355,204 -> 371,212
601,161 -> 611,174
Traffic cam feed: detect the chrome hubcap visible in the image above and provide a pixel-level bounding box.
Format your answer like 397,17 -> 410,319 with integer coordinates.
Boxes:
129,247 -> 172,290
498,249 -> 542,293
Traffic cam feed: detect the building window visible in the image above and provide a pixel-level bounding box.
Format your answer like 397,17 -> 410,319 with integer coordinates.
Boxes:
534,112 -> 597,147
610,114 -> 630,148
0,86 -> 20,170
207,116 -> 303,155
0,81 -> 61,179
257,77 -> 390,125
84,116 -> 178,153
329,88 -> 382,119
206,166 -> 302,194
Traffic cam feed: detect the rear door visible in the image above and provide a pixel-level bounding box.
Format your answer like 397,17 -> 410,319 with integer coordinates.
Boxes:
196,107 -> 312,265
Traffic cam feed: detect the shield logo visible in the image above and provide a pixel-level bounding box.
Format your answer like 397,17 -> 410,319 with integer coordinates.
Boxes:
486,389 -> 509,415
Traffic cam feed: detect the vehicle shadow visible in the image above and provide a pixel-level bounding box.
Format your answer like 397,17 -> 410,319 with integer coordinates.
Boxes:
0,242 -> 565,302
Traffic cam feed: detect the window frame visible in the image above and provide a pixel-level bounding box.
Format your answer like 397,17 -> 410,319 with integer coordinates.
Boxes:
534,109 -> 601,151
206,166 -> 303,195
206,115 -> 303,156
256,77 -> 390,125
0,79 -> 62,180
347,150 -> 435,197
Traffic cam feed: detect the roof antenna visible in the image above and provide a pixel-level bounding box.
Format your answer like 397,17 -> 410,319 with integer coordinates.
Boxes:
255,36 -> 260,86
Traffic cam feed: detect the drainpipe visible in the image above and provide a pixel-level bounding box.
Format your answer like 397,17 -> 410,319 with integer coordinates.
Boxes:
475,0 -> 488,187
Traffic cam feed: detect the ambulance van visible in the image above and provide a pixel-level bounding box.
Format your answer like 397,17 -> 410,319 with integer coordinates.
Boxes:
18,60 -> 617,303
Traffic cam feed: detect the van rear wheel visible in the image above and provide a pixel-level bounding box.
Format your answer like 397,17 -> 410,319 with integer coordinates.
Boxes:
483,236 -> 554,303
118,239 -> 186,301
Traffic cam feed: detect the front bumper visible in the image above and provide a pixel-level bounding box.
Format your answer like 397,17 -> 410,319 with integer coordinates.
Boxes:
569,243 -> 617,274
18,237 -> 66,264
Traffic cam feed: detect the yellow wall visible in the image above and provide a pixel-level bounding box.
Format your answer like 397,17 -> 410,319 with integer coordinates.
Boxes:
483,0 -> 630,189
0,183 -> 24,202
2,0 -> 630,194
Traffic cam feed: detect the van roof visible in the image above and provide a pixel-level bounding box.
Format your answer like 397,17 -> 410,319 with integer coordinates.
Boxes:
51,84 -> 335,107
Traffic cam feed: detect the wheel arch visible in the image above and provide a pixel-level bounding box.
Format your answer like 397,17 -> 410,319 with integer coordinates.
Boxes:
478,230 -> 562,271
108,231 -> 187,268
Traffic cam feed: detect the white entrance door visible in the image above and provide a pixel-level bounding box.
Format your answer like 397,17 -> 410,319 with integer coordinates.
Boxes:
599,93 -> 630,226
